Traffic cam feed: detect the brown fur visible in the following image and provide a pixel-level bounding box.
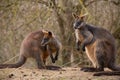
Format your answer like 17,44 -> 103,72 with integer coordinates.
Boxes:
41,30 -> 62,63
73,13 -> 120,76
0,30 -> 61,69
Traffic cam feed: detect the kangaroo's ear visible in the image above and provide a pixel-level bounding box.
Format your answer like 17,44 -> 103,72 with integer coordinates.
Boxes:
48,31 -> 52,37
80,13 -> 88,20
72,13 -> 79,19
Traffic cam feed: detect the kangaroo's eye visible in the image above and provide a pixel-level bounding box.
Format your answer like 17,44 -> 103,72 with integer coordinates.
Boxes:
76,21 -> 82,27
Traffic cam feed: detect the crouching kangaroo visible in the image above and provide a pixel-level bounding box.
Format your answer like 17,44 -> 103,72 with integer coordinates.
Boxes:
0,30 -> 61,69
73,13 -> 120,76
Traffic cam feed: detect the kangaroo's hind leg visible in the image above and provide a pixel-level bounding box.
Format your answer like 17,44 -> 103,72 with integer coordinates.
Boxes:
81,42 -> 105,72
81,50 -> 104,72
34,47 -> 46,69
95,50 -> 104,71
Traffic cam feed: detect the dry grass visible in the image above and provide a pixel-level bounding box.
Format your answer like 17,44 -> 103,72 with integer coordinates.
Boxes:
0,67 -> 120,80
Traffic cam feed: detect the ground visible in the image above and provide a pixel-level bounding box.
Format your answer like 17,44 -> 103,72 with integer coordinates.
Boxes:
0,67 -> 120,80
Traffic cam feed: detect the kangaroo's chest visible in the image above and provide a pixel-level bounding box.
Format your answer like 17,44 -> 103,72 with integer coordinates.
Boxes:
49,44 -> 56,53
75,29 -> 84,42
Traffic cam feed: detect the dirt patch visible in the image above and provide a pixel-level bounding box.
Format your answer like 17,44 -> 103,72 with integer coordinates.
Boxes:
0,67 -> 120,80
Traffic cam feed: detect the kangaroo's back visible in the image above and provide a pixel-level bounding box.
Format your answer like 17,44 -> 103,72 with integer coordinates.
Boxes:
86,25 -> 115,45
20,30 -> 45,58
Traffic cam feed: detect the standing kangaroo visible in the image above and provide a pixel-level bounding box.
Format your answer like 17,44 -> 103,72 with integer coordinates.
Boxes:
73,13 -> 120,76
0,30 -> 61,69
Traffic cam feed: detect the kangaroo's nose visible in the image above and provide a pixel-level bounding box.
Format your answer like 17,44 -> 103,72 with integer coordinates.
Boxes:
73,23 -> 77,29
41,41 -> 44,46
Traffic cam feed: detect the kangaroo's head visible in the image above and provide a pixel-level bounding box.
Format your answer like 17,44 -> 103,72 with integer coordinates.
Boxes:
72,13 -> 87,29
41,30 -> 53,46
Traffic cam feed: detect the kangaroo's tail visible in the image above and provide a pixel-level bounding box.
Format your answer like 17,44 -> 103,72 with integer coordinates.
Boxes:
0,56 -> 26,69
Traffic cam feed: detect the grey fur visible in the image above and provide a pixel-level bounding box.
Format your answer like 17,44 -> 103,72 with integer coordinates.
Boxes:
74,17 -> 120,76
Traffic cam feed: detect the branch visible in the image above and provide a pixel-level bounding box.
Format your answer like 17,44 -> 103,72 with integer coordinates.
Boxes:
110,0 -> 120,5
84,0 -> 96,7
0,0 -> 18,9
37,0 -> 49,6
84,0 -> 120,7
50,0 -> 66,41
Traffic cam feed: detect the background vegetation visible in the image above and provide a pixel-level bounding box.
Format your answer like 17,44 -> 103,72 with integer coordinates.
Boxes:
0,0 -> 120,68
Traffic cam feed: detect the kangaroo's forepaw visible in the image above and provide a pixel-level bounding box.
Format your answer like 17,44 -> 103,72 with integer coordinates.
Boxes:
81,45 -> 85,51
76,47 -> 80,51
52,59 -> 56,63
54,57 -> 58,61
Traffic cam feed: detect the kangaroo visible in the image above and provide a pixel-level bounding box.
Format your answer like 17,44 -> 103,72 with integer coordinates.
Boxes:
41,30 -> 62,64
0,30 -> 61,69
73,13 -> 120,76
